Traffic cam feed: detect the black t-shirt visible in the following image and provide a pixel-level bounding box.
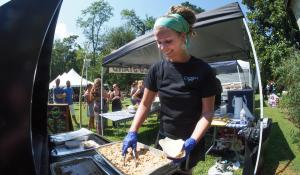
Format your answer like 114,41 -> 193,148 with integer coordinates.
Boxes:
144,56 -> 217,139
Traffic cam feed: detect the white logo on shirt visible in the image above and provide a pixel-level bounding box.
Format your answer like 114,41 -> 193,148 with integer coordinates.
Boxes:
183,76 -> 199,82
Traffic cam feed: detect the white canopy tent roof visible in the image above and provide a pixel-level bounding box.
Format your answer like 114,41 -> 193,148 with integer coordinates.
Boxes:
49,68 -> 93,89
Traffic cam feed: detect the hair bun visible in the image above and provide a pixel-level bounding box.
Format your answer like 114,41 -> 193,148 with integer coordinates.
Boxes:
169,6 -> 177,14
167,5 -> 196,25
167,5 -> 196,35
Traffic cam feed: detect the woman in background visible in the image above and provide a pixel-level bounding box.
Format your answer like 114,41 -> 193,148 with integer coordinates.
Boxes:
110,83 -> 122,112
84,83 -> 95,129
132,80 -> 144,105
91,78 -> 109,134
130,81 -> 138,105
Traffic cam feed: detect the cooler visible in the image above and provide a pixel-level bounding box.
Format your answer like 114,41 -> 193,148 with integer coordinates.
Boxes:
227,88 -> 254,114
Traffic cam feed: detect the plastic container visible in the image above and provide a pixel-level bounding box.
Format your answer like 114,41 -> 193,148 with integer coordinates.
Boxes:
227,89 -> 254,114
50,133 -> 110,159
240,108 -> 246,121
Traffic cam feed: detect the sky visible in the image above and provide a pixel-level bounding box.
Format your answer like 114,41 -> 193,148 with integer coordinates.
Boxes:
0,0 -> 247,44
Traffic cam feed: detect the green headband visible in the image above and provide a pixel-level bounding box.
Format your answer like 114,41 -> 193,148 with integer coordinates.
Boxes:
154,14 -> 190,47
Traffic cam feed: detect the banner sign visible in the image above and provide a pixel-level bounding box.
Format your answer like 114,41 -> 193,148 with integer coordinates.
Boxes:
47,104 -> 73,134
109,66 -> 149,74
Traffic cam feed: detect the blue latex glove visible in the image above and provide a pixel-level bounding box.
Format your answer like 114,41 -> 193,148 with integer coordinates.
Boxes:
122,131 -> 138,156
173,138 -> 197,164
184,138 -> 197,154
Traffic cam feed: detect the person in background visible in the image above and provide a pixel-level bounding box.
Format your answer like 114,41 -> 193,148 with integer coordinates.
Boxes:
132,80 -> 144,105
108,86 -> 114,98
91,78 -> 109,134
122,5 -> 217,174
53,78 -> 66,104
110,83 -> 123,127
110,83 -> 122,112
269,80 -> 276,94
64,80 -> 79,126
263,82 -> 270,100
213,68 -> 223,110
84,83 -> 95,129
130,81 -> 138,105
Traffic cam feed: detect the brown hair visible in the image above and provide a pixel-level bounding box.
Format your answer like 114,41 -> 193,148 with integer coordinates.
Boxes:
93,78 -> 101,88
91,78 -> 101,97
87,83 -> 92,88
167,5 -> 196,36
113,83 -> 119,89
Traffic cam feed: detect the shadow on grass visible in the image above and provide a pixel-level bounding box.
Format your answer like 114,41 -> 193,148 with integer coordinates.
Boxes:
263,122 -> 295,175
142,122 -> 159,129
138,125 -> 159,146
103,125 -> 128,140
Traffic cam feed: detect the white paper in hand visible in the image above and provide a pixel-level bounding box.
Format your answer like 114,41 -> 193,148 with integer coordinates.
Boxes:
158,137 -> 185,159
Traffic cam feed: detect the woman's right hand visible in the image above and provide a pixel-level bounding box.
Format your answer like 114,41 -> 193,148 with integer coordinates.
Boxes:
121,131 -> 137,156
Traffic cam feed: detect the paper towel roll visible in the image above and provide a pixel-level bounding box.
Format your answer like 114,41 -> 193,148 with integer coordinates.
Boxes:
233,96 -> 243,119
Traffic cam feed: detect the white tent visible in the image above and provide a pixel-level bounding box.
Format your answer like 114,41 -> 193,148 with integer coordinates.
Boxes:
49,68 -> 93,89
209,60 -> 252,87
49,72 -> 67,88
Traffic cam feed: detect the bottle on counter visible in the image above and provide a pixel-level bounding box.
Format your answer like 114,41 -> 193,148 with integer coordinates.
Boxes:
240,108 -> 246,124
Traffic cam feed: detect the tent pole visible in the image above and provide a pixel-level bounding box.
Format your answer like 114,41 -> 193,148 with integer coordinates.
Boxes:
249,69 -> 252,88
243,18 -> 264,175
86,66 -> 88,86
100,66 -> 104,136
236,63 -> 242,89
79,62 -> 85,129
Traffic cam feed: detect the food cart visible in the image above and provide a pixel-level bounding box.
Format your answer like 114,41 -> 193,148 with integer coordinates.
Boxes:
0,0 -> 271,175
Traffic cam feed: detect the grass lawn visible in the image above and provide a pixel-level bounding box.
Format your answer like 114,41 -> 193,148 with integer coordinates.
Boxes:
263,104 -> 300,174
70,97 -> 300,174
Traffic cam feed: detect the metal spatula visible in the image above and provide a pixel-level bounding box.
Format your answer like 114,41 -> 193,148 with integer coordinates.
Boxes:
132,148 -> 137,167
123,153 -> 126,166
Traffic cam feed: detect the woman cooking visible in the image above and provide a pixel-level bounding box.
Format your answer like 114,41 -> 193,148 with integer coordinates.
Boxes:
122,5 -> 217,174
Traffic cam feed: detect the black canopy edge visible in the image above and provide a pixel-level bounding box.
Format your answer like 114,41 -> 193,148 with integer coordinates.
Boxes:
102,32 -> 155,65
102,2 -> 244,66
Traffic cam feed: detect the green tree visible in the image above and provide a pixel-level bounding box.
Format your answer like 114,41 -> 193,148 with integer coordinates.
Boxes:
181,1 -> 205,14
102,25 -> 136,53
121,9 -> 155,36
77,0 -> 113,66
101,25 -> 142,90
242,0 -> 299,84
243,0 -> 300,125
50,35 -> 81,79
275,52 -> 300,123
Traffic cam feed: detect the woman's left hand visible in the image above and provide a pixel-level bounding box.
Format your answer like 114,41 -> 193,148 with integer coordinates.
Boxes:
172,138 -> 197,163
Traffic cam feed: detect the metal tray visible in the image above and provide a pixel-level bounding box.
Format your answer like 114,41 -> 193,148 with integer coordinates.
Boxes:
95,141 -> 179,175
50,133 -> 110,158
50,156 -> 107,175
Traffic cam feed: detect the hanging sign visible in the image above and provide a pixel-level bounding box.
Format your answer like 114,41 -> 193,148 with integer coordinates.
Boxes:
109,66 -> 149,74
